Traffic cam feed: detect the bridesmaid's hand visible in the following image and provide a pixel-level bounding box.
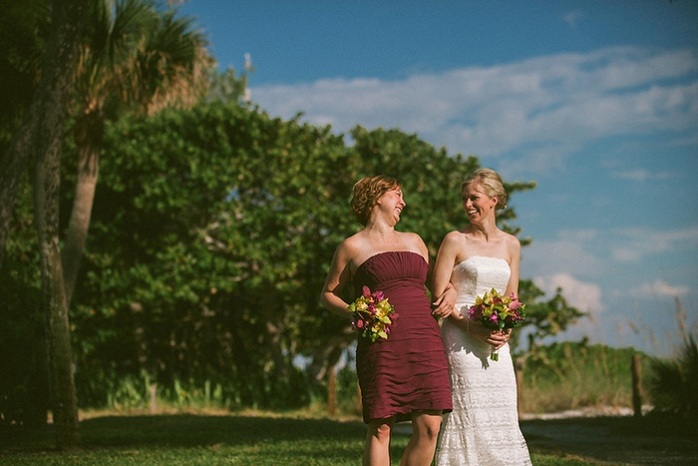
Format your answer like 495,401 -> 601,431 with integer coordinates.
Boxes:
431,286 -> 457,319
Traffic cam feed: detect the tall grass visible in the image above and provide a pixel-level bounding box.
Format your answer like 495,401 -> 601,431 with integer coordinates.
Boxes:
518,341 -> 651,414
647,335 -> 698,416
94,372 -> 239,414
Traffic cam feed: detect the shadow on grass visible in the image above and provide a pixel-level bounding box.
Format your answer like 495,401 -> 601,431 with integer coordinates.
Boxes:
81,414 -> 366,448
2,414 -> 367,448
6,412 -> 698,465
1,414 -> 381,465
521,413 -> 698,465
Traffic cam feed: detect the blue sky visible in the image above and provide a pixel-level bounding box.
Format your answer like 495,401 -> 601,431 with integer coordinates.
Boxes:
180,1 -> 698,357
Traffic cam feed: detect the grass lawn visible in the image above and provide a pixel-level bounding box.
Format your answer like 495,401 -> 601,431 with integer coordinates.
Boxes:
0,411 -> 612,465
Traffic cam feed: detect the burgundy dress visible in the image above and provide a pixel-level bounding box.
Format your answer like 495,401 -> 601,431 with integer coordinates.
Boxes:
353,251 -> 453,423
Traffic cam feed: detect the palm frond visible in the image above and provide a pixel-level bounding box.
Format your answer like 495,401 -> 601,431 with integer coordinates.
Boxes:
74,0 -> 212,118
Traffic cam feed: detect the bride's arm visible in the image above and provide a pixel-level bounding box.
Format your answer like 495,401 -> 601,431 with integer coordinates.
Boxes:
489,236 -> 523,349
504,236 -> 522,297
430,232 -> 460,319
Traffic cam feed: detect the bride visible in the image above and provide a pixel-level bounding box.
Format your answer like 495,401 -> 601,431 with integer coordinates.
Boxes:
431,168 -> 531,465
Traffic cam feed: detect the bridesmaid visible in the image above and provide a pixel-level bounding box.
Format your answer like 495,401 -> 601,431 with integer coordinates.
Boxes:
320,175 -> 454,466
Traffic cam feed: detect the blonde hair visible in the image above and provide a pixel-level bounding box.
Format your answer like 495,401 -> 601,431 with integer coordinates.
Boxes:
461,168 -> 507,210
350,175 -> 400,225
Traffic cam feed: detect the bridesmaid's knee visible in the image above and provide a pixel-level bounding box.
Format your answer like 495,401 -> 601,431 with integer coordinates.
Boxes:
412,413 -> 442,441
367,419 -> 393,443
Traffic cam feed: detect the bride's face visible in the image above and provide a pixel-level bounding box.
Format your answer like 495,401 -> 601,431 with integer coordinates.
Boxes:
461,183 -> 497,222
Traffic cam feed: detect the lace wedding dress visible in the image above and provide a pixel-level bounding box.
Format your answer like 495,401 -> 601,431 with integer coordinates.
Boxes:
435,256 -> 531,465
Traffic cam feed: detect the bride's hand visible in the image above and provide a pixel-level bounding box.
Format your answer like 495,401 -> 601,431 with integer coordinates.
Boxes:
431,286 -> 456,319
486,329 -> 511,350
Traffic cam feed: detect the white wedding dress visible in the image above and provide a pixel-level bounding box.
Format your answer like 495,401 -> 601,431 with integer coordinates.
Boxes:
435,256 -> 531,465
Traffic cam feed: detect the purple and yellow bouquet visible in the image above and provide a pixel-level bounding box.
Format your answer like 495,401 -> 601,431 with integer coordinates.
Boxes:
467,288 -> 526,360
349,286 -> 399,342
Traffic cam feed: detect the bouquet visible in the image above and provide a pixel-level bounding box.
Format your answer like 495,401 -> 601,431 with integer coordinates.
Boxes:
348,286 -> 399,342
467,288 -> 526,360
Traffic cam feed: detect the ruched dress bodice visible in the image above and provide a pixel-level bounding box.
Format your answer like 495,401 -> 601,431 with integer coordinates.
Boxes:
352,251 -> 452,423
435,256 -> 531,465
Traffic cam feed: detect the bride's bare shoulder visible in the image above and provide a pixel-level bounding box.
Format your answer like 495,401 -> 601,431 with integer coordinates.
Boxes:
503,232 -> 521,259
503,231 -> 521,247
442,229 -> 468,244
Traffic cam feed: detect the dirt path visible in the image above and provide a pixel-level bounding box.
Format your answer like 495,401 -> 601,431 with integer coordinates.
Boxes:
521,414 -> 698,465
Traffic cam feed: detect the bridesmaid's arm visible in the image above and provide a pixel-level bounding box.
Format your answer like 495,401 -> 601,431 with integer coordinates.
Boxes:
319,242 -> 354,319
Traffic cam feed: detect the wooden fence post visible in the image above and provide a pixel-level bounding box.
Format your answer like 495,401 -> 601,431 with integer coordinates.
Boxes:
149,383 -> 157,414
631,354 -> 642,417
328,364 -> 336,416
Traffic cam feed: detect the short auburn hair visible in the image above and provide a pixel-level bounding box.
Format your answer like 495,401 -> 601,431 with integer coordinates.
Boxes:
350,175 -> 400,225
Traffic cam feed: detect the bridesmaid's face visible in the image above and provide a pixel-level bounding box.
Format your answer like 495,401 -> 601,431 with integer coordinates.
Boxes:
377,187 -> 406,222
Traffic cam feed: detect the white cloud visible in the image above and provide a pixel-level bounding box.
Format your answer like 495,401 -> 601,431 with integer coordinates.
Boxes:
533,273 -> 604,313
522,226 -> 698,301
250,46 -> 698,174
610,227 -> 698,262
530,226 -> 698,268
562,10 -> 583,28
631,279 -> 690,298
610,169 -> 674,181
522,229 -> 603,279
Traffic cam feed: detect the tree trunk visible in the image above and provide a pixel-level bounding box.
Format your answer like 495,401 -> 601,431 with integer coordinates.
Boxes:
0,1 -> 84,268
62,110 -> 103,306
35,155 -> 80,447
25,0 -> 88,449
260,290 -> 290,380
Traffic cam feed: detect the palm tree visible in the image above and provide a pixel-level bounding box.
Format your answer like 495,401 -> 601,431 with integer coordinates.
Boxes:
62,0 -> 213,305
